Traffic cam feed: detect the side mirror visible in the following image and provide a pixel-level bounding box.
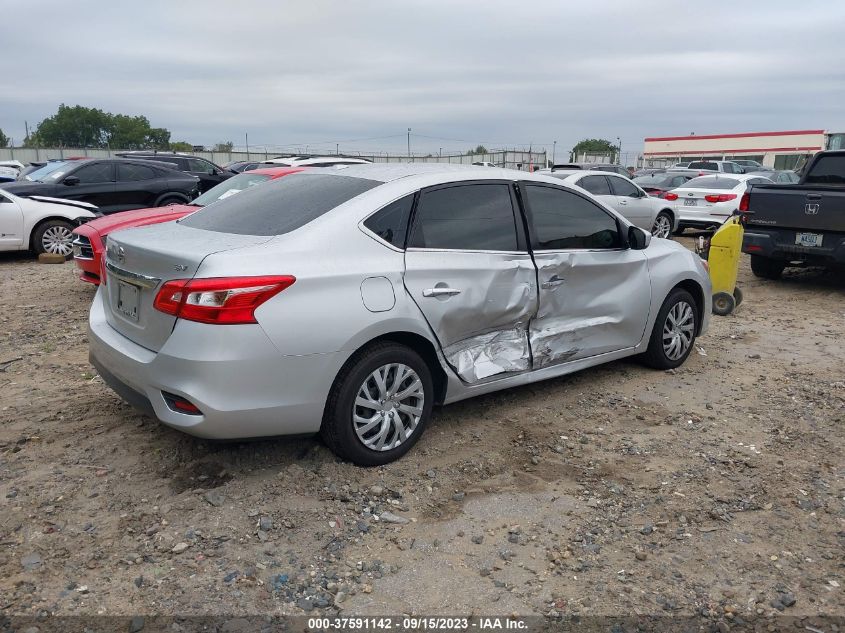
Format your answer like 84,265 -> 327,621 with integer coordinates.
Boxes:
63,176 -> 80,186
628,226 -> 652,250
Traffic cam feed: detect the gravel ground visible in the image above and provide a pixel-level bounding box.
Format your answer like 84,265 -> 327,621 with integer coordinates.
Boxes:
1,241 -> 843,628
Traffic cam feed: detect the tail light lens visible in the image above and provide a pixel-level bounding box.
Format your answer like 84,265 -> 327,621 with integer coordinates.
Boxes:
154,276 -> 296,324
738,192 -> 750,211
664,192 -> 679,201
704,193 -> 737,203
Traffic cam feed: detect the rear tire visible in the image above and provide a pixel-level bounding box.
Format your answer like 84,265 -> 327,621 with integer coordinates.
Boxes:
321,342 -> 434,466
640,288 -> 698,370
712,292 -> 735,316
156,196 -> 185,207
750,255 -> 785,280
32,220 -> 75,257
651,211 -> 673,239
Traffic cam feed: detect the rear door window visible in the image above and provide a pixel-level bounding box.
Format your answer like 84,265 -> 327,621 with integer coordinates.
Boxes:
363,195 -> 414,248
117,163 -> 156,181
578,175 -> 611,195
408,183 -> 518,251
180,173 -> 380,236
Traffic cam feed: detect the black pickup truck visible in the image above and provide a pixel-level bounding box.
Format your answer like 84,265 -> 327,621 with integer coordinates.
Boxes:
742,150 -> 845,278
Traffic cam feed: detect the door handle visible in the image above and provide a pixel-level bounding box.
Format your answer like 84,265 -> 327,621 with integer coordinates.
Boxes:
423,287 -> 461,297
541,275 -> 565,289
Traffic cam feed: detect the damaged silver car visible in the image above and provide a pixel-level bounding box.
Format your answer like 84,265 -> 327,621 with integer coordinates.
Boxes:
88,164 -> 711,466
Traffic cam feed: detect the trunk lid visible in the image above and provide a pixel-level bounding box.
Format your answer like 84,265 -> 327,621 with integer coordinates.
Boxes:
102,222 -> 272,351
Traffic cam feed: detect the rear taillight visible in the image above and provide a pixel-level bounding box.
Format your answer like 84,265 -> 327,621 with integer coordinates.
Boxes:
739,192 -> 750,211
154,276 -> 296,324
704,193 -> 737,203
664,192 -> 679,201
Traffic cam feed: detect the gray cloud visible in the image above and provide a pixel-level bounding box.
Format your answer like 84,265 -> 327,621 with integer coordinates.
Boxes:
3,0 -> 844,158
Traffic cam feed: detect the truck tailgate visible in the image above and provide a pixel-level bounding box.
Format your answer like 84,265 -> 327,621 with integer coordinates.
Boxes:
747,185 -> 845,233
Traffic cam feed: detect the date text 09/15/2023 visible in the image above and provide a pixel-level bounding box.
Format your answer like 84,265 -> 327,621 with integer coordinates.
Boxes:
307,617 -> 528,630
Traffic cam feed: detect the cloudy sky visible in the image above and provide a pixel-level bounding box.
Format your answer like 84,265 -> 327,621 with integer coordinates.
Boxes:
3,0 -> 845,159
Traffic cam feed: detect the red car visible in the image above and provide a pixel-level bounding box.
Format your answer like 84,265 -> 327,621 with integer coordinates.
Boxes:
72,167 -> 304,284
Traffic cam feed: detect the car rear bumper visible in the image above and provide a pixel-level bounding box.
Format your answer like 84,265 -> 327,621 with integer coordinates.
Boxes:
675,204 -> 733,229
88,290 -> 349,439
743,228 -> 845,264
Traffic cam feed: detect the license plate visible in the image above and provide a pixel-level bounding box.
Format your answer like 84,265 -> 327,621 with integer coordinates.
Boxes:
684,198 -> 697,206
117,281 -> 140,322
795,232 -> 823,247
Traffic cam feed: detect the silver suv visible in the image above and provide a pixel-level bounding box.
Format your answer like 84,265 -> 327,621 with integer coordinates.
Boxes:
89,164 -> 711,465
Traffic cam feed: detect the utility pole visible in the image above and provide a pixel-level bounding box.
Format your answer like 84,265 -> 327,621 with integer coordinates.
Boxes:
336,143 -> 339,155
552,140 -> 557,166
245,132 -> 249,159
617,137 -> 622,165
407,128 -> 411,160
24,121 -> 29,142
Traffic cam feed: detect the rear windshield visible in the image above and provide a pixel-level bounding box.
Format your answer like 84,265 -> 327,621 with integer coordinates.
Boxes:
192,172 -> 271,206
683,176 -> 740,190
805,155 -> 845,185
687,162 -> 719,170
633,174 -> 673,186
180,173 -> 380,236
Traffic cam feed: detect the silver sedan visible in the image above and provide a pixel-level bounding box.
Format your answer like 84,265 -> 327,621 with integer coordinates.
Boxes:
89,164 -> 711,465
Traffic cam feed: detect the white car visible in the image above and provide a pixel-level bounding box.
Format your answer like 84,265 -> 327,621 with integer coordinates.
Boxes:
262,156 -> 372,168
685,160 -> 745,174
665,174 -> 773,233
546,170 -> 678,238
0,189 -> 98,256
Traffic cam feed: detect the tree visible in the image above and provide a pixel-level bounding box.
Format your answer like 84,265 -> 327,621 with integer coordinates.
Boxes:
0,128 -> 8,148
170,141 -> 194,152
466,144 -> 488,155
212,141 -> 233,152
570,138 -> 617,161
26,104 -> 173,150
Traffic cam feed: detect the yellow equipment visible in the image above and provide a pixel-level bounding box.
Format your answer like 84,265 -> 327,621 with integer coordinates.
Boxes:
697,214 -> 745,316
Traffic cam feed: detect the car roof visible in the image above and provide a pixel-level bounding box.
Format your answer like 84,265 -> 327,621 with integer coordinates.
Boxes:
244,166 -> 308,177
547,169 -> 628,179
315,163 -> 590,188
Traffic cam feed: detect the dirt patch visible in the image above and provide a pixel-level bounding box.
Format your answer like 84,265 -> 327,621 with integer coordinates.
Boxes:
0,243 -> 843,623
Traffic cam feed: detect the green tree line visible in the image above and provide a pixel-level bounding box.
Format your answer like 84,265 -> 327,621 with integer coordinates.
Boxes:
18,104 -> 199,151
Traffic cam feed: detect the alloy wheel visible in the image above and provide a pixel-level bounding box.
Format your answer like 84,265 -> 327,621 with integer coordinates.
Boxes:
662,301 -> 695,360
652,214 -> 672,239
352,363 -> 425,451
41,226 -> 74,256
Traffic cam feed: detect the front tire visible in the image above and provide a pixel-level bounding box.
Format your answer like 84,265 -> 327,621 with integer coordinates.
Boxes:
750,255 -> 785,280
33,220 -> 75,257
640,288 -> 698,370
652,211 -> 673,239
321,342 -> 433,466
